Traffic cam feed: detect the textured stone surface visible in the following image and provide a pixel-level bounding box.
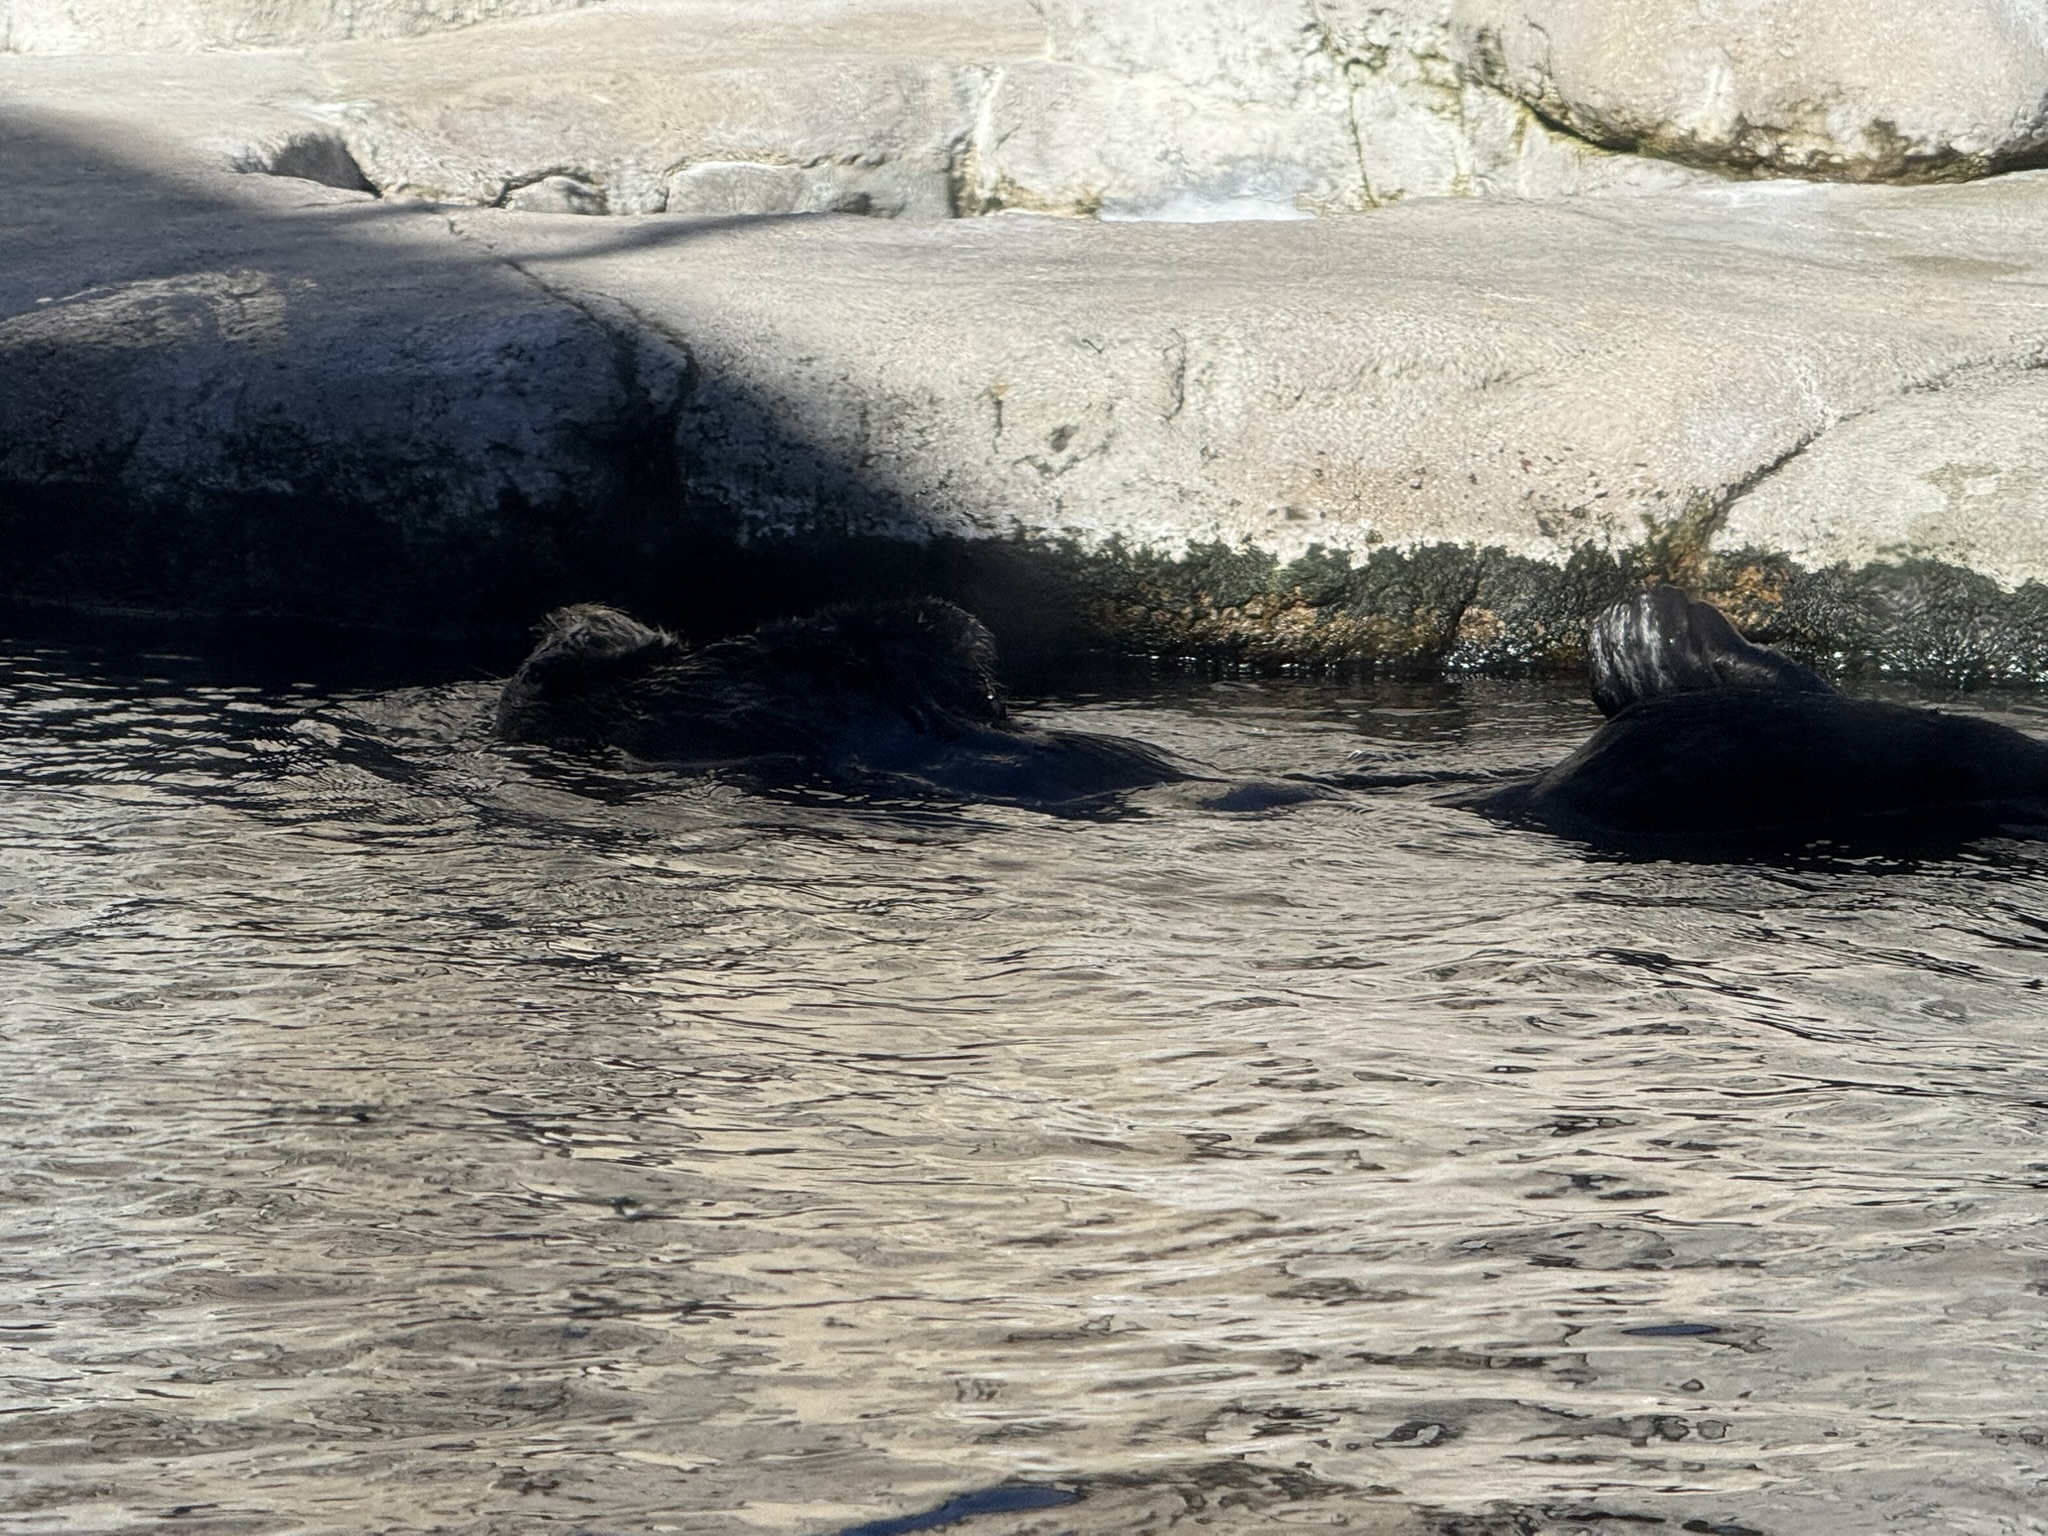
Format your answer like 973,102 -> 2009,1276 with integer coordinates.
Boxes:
298,0 -> 1650,221
957,0 -> 1699,217
317,0 -> 1042,216
967,0 -> 1367,218
6,0 -> 1697,223
13,0 -> 2048,228
0,50 -> 358,184
0,0 -> 594,51
13,51 -> 2048,670
446,177 -> 2048,571
1717,370 -> 2048,591
0,105 -> 690,625
1454,0 -> 2048,181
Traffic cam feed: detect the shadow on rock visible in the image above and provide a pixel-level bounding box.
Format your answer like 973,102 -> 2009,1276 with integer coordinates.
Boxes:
0,111 -> 1078,657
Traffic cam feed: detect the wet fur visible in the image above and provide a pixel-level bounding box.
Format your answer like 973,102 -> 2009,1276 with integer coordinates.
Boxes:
497,599 -> 1182,805
1586,585 -> 1831,717
1468,589 -> 2048,853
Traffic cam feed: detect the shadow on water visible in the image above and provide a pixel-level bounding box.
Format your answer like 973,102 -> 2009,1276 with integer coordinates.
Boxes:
12,618 -> 2048,1534
1567,826 -> 2048,873
834,1485 -> 1078,1536
0,597 -> 512,692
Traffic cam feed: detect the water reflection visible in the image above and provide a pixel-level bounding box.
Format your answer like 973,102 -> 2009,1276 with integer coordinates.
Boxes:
5,631 -> 2048,1535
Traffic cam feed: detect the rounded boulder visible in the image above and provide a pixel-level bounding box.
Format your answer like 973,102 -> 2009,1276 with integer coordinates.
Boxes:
1451,0 -> 2048,181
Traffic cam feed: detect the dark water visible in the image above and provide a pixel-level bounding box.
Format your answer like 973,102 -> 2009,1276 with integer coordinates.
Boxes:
6,630 -> 2048,1536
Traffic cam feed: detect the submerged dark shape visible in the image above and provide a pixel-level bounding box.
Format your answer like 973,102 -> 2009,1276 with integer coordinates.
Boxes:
496,599 -> 1185,806
837,1485 -> 1078,1536
1466,587 -> 2048,853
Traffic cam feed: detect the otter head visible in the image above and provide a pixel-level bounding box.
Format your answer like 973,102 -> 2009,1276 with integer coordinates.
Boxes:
495,603 -> 683,743
886,597 -> 1006,728
1588,587 -> 1834,718
751,598 -> 1007,736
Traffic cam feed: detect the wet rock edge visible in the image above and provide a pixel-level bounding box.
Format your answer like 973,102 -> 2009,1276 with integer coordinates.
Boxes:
4,474 -> 2045,689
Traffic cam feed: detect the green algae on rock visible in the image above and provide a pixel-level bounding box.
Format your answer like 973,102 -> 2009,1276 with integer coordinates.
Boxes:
974,535 -> 2048,687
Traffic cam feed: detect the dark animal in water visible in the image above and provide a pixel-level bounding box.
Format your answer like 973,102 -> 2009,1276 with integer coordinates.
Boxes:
496,599 -> 1185,806
1466,586 -> 2048,853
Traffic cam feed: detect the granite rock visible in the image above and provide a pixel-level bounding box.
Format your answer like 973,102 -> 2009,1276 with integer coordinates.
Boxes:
968,0 -> 1701,218
12,26 -> 2048,667
0,104 -> 690,625
1454,0 -> 2048,181
315,0 -> 1041,216
0,0 -> 595,51
1717,370 -> 2048,590
445,176 -> 2048,573
9,0 -> 1698,223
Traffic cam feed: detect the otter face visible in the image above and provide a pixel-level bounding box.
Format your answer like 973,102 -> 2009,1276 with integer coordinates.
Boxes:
495,603 -> 682,743
872,598 -> 1006,728
748,598 -> 1007,733
1588,587 -> 1832,719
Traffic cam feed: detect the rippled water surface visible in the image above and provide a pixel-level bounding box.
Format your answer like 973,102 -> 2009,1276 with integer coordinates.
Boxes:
7,627 -> 2048,1536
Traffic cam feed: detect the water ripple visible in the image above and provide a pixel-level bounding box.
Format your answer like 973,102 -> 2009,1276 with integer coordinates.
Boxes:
4,639 -> 2048,1535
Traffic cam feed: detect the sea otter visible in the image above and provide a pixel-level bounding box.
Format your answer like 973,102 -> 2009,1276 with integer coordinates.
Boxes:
495,598 -> 1185,806
1465,586 -> 2048,853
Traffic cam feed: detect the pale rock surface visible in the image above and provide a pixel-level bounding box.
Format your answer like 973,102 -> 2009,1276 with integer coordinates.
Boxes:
1718,371 -> 2048,590
314,0 -> 1043,216
1454,0 -> 2048,181
0,51 -> 375,189
14,0 -> 1707,224
968,0 -> 1698,218
15,49 -> 2048,629
12,0 -> 2048,231
440,177 -> 2048,570
0,0 -> 595,51
0,0 -> 1714,224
